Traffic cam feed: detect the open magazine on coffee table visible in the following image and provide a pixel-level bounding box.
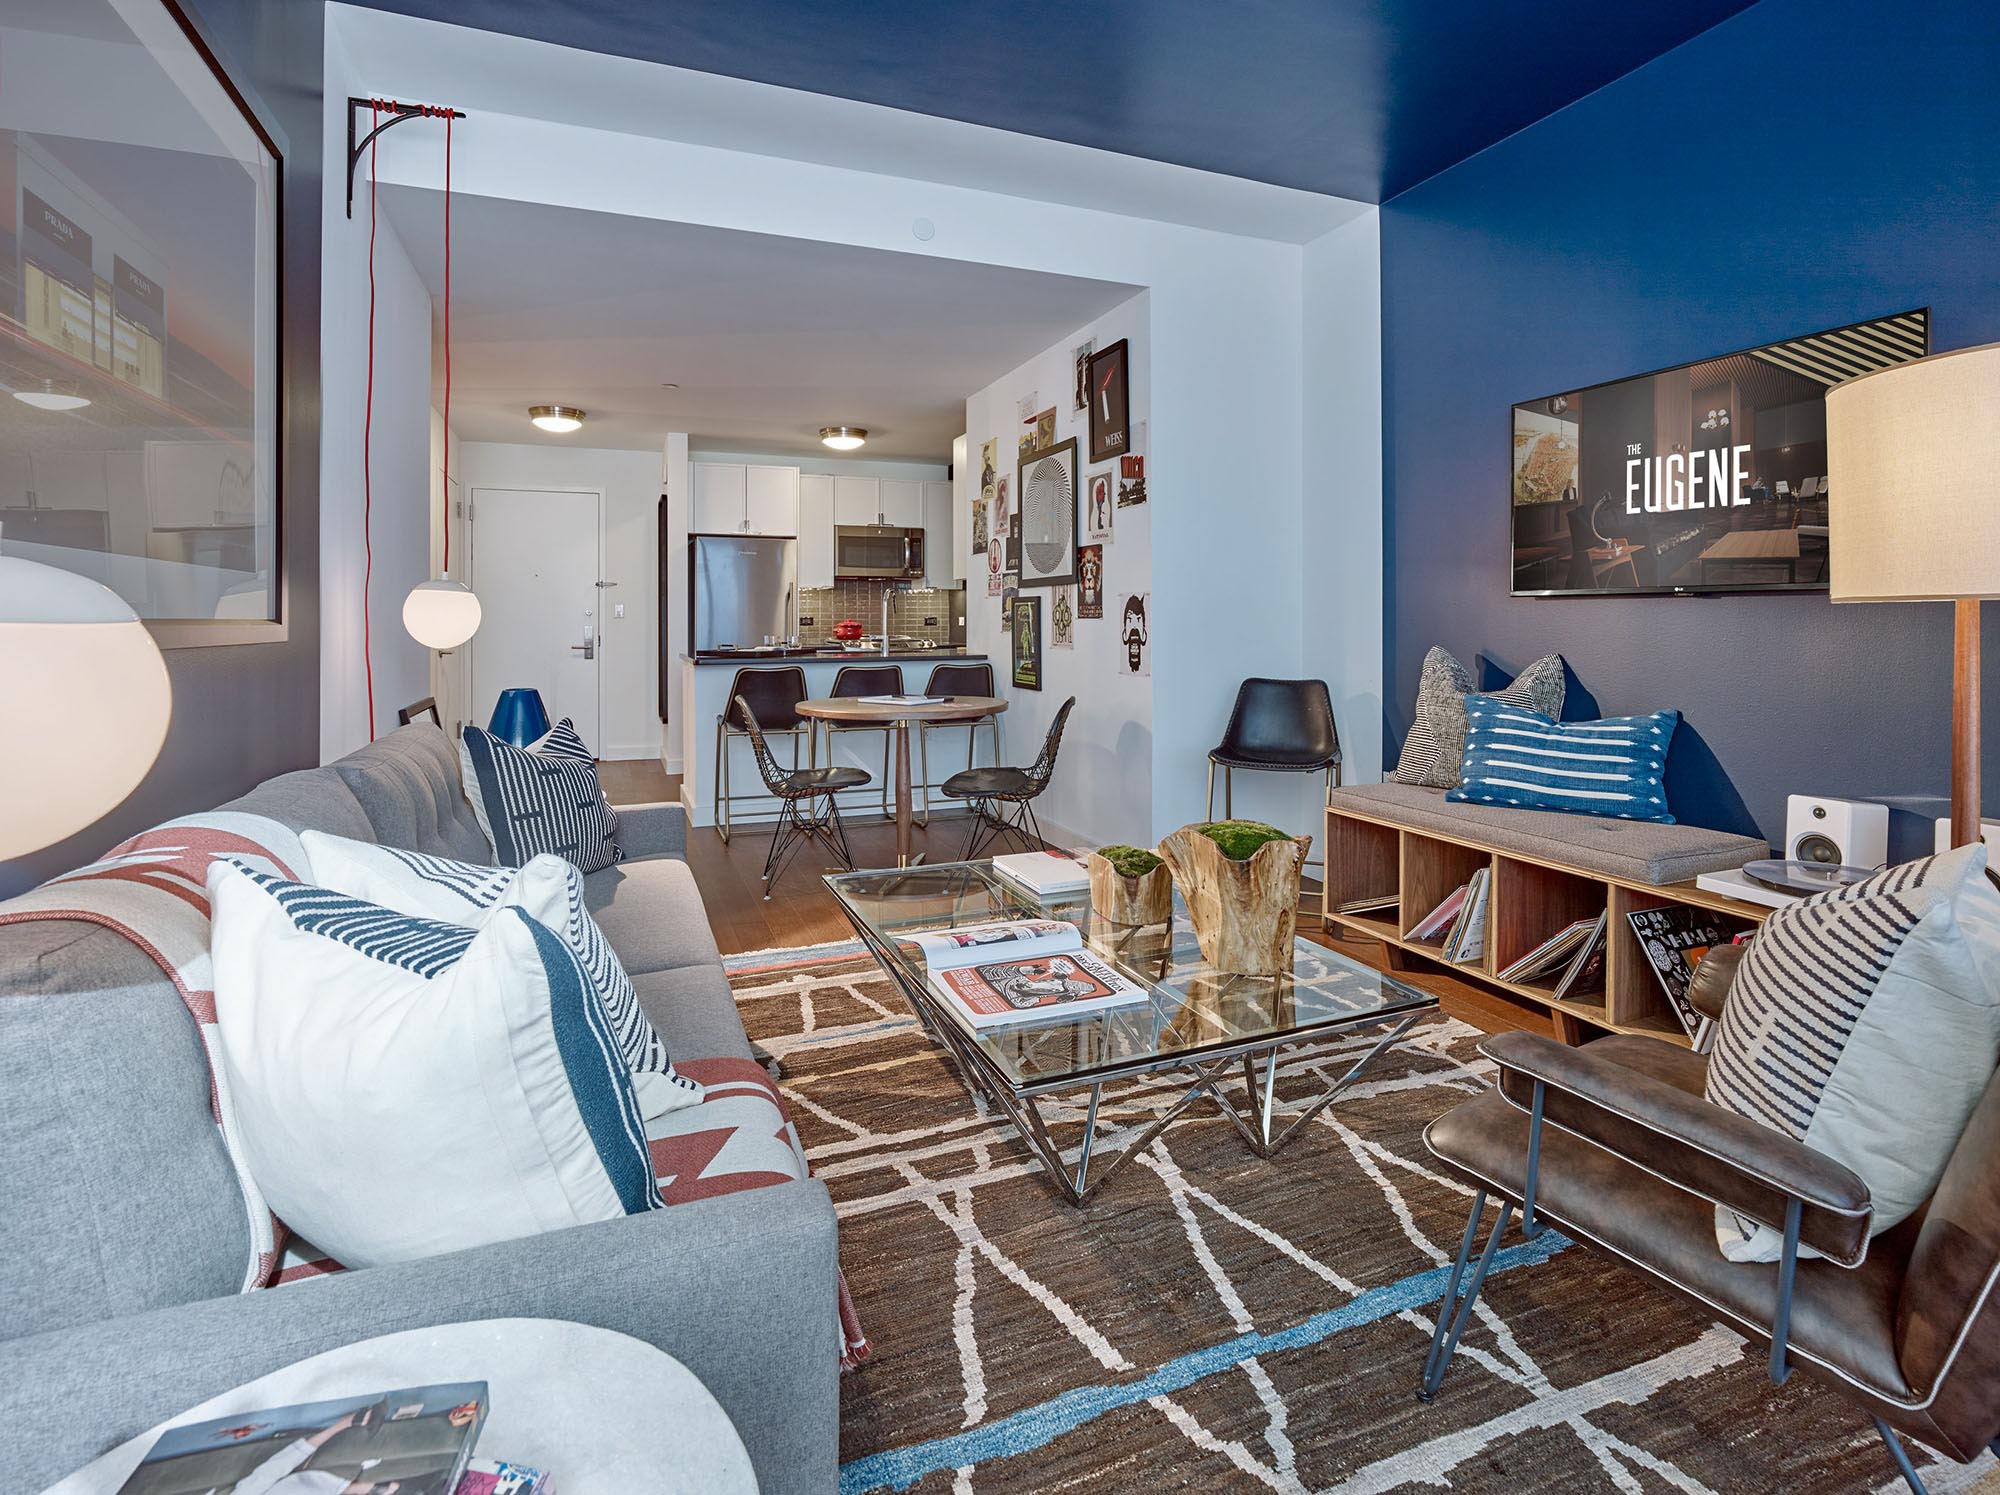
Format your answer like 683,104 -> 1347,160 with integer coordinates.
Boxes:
898,919 -> 1151,1030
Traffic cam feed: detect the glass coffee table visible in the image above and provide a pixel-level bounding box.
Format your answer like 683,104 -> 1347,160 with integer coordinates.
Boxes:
824,860 -> 1440,1204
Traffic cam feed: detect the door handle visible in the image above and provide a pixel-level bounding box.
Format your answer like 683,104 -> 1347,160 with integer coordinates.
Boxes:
572,640 -> 596,660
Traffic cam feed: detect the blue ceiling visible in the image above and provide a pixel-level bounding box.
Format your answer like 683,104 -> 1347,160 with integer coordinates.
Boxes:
345,0 -> 1758,202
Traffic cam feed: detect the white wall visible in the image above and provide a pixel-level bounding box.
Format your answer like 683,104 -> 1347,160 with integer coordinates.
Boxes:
1301,210 -> 1386,792
454,441 -> 666,760
428,408 -> 468,731
660,433 -> 690,771
319,16 -> 433,761
963,292 -> 1152,845
347,15 -> 1384,838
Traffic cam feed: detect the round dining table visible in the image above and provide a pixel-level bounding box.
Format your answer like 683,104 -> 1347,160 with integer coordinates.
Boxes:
796,693 -> 1008,867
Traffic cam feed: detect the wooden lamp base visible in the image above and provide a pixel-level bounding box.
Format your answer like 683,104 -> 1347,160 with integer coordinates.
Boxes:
1954,598 -> 1983,850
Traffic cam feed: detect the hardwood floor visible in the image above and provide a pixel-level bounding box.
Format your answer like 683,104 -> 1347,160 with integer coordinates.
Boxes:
597,759 -> 1553,1039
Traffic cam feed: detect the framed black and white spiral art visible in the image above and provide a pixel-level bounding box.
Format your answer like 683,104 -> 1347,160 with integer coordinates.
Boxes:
1016,437 -> 1078,587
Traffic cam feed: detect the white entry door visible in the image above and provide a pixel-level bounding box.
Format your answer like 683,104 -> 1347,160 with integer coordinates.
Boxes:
469,487 -> 604,750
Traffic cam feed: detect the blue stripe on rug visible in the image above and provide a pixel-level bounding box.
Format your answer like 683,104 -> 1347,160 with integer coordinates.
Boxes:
722,937 -> 869,973
838,1229 -> 1571,1493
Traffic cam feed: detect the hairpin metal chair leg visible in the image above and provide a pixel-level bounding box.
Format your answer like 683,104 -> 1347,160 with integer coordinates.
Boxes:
1419,1190 -> 1517,1402
714,716 -> 732,844
918,729 -> 931,827
1875,1419 -> 1931,1494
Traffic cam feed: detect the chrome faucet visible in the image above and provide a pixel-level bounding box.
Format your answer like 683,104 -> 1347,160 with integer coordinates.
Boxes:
881,584 -> 894,657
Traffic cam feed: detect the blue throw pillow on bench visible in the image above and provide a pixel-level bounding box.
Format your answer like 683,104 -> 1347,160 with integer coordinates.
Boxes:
1447,696 -> 1678,823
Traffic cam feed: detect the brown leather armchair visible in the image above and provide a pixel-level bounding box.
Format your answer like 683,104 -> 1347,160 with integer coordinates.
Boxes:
1419,944 -> 2000,1493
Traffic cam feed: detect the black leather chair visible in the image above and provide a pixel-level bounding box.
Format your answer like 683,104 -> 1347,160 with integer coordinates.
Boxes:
811,664 -> 901,819
1207,679 -> 1340,905
732,696 -> 869,896
917,661 -> 1003,826
940,696 -> 1075,861
714,666 -> 808,844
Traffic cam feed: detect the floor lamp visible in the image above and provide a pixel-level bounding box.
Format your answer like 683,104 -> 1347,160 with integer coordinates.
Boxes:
1826,342 -> 2000,848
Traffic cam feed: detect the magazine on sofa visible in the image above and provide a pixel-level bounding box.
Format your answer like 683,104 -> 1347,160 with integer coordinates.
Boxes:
901,919 -> 1150,1029
118,1382 -> 488,1495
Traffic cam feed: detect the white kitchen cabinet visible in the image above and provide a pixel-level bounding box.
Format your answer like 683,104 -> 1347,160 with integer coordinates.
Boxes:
923,478 -> 955,586
744,464 -> 798,536
833,476 -> 881,526
798,473 -> 834,587
878,479 -> 924,529
692,462 -> 797,534
691,463 -> 747,533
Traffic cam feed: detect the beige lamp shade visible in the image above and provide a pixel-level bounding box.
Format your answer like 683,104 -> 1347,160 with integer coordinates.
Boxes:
0,557 -> 172,858
1827,341 -> 2000,601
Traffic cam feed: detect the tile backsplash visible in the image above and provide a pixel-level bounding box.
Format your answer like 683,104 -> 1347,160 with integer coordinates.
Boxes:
796,581 -> 959,646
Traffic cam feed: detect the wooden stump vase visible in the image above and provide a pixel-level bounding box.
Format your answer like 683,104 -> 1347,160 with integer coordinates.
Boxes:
1086,853 -> 1175,927
1157,824 -> 1312,976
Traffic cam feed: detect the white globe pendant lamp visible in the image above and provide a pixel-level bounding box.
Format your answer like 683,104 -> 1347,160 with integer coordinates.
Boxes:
402,571 -> 482,650
0,557 -> 172,857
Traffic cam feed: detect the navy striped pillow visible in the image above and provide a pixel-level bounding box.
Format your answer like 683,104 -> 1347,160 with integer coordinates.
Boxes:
1447,697 -> 1678,823
461,720 -> 621,872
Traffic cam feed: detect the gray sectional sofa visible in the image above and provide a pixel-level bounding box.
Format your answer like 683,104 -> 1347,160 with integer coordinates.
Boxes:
0,724 -> 839,1492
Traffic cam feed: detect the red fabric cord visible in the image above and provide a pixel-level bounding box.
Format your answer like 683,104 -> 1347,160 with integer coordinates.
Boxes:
362,103 -> 379,741
442,110 -> 452,573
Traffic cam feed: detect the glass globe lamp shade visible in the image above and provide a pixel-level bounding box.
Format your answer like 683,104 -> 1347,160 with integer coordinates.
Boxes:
0,557 -> 171,858
403,574 -> 482,649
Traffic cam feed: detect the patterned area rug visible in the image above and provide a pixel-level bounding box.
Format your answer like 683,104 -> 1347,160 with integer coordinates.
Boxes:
724,939 -> 1995,1494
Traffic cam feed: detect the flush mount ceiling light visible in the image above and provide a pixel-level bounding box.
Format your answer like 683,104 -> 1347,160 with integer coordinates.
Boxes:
530,404 -> 586,434
821,425 -> 867,451
12,380 -> 91,412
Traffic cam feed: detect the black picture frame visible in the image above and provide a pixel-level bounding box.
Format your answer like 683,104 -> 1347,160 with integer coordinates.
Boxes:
1085,338 -> 1131,465
1015,437 -> 1078,587
1011,596 -> 1042,691
8,0 -> 291,648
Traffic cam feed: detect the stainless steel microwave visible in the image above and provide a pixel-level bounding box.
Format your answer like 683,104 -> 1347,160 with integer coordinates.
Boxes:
834,525 -> 925,580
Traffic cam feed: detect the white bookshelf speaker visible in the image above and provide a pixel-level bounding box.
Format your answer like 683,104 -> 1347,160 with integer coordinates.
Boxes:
1786,795 -> 1888,870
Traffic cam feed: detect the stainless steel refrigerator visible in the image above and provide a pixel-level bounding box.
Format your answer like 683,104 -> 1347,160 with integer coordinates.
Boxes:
689,534 -> 797,651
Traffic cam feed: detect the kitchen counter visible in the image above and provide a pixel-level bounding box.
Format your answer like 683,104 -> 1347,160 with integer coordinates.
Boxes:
684,649 -> 987,667
679,651 -> 999,829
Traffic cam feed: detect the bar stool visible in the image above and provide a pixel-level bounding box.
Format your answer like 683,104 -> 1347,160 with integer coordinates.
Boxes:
811,663 -> 901,819
714,665 -> 808,844
1205,678 -> 1341,905
941,697 -> 1076,860
917,661 -> 1003,826
733,696 -> 869,896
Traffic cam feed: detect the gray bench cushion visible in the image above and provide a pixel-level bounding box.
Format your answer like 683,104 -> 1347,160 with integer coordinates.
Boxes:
1329,782 -> 1767,885
0,922 -> 250,1341
330,725 -> 491,862
586,858 -> 719,976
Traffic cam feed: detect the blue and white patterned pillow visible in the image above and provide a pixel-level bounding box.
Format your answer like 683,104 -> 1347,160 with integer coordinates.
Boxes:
459,718 -> 620,873
208,861 -> 661,1270
1447,696 -> 1678,823
299,832 -> 702,1117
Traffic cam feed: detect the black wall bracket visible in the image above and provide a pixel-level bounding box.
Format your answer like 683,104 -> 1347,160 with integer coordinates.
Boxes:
346,97 -> 466,219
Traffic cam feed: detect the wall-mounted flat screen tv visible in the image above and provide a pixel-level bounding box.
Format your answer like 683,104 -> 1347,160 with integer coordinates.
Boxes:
1511,309 -> 1929,596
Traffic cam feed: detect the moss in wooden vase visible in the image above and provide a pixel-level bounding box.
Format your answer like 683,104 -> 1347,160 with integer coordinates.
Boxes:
1198,820 -> 1293,861
1095,844 -> 1164,878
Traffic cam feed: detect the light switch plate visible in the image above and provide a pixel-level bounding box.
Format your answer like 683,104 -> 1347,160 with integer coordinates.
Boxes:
613,602 -> 625,619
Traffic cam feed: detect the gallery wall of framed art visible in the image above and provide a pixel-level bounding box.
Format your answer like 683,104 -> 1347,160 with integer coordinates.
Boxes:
959,290 -> 1151,847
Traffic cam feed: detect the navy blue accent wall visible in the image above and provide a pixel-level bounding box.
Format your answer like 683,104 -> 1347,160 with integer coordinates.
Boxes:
1381,0 -> 2000,860
0,0 -> 324,899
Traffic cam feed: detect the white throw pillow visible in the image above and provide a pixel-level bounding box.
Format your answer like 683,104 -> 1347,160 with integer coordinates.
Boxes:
1704,843 -> 2000,1261
299,831 -> 702,1119
209,860 -> 662,1270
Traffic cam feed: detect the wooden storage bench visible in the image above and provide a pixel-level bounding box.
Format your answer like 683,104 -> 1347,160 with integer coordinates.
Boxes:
1324,783 -> 1771,1047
